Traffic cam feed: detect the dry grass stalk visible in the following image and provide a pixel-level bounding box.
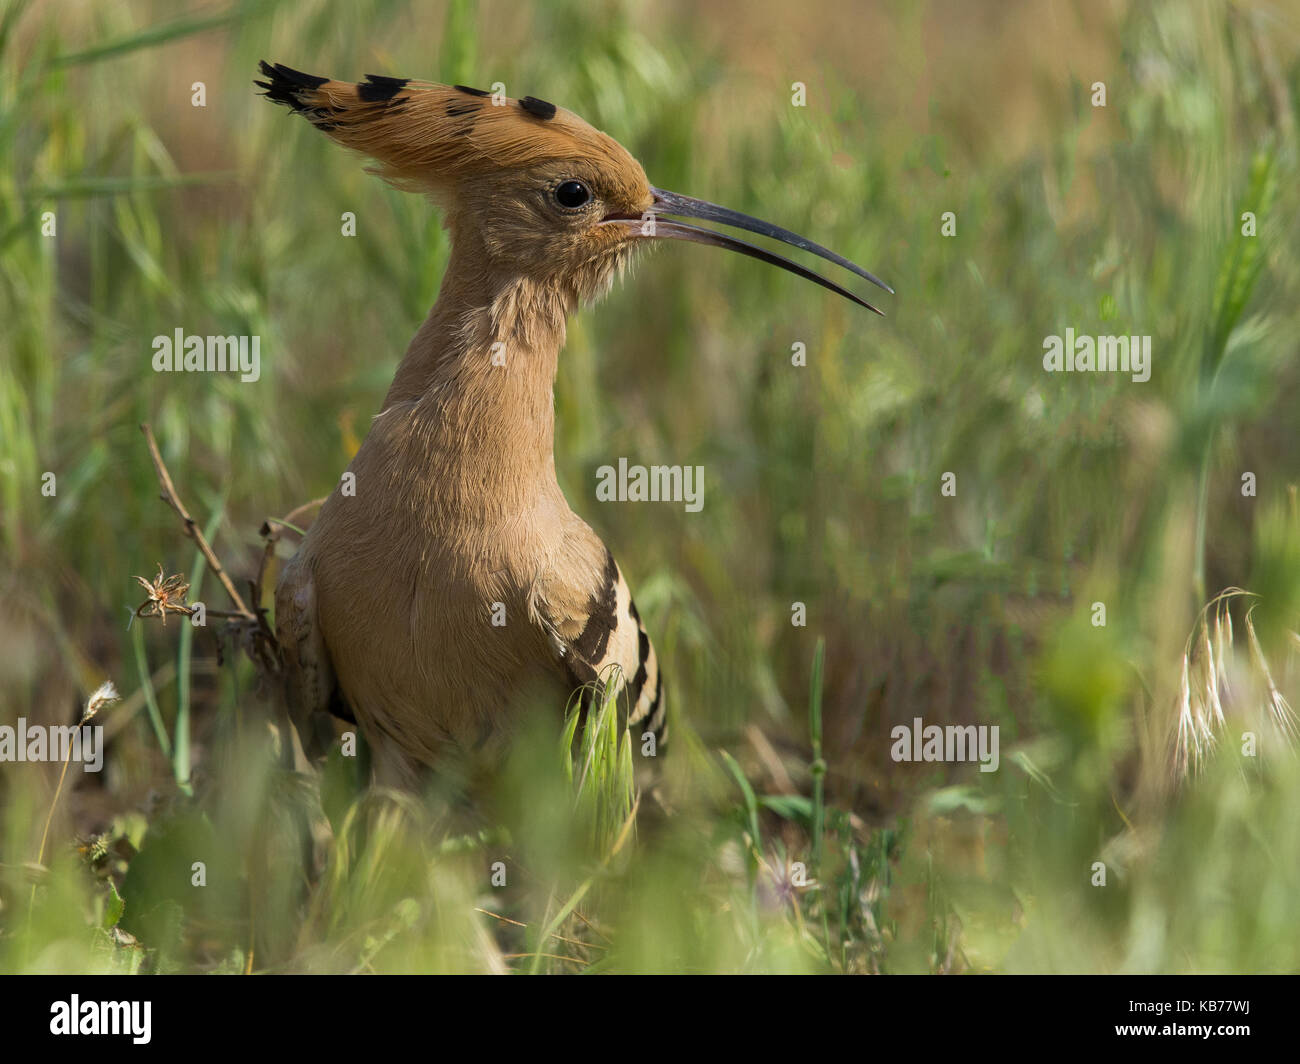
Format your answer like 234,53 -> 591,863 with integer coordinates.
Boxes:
1173,587 -> 1300,780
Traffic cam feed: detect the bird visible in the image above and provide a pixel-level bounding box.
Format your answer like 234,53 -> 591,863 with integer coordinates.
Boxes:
256,61 -> 891,793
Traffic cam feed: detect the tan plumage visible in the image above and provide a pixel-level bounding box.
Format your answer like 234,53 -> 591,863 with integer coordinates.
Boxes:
258,61 -> 887,791
261,64 -> 663,790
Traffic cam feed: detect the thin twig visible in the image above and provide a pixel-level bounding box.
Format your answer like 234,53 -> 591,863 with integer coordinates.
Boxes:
249,496 -> 325,645
278,496 -> 327,532
140,423 -> 254,621
473,907 -> 603,951
475,908 -> 528,929
570,907 -> 613,945
503,952 -> 587,966
26,683 -> 120,966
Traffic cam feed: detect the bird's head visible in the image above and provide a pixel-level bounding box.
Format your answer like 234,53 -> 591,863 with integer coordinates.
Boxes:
257,63 -> 891,314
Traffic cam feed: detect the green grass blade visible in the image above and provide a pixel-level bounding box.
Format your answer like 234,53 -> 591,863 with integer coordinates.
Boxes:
130,622 -> 171,759
809,637 -> 826,871
174,499 -> 227,795
50,10 -> 239,67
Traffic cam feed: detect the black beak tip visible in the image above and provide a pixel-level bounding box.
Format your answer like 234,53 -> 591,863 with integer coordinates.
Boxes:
649,185 -> 893,310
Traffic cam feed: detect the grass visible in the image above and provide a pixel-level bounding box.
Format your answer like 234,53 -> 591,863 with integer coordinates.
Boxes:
1,0 -> 1299,974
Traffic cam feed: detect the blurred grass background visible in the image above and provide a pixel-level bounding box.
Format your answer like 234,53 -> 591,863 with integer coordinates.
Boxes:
2,0 -> 1300,973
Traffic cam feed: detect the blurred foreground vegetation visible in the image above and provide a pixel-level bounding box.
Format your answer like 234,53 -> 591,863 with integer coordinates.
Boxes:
2,0 -> 1299,973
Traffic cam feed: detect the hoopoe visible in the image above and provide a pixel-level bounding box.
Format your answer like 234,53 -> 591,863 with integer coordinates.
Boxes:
258,62 -> 890,792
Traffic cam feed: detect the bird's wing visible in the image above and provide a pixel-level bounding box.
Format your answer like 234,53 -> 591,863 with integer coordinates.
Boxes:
275,549 -> 350,757
530,546 -> 666,744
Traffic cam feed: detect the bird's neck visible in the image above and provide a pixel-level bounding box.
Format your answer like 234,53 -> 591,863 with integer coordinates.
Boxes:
378,229 -> 575,497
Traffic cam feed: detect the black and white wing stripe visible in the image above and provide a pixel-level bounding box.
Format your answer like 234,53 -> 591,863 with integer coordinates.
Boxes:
554,549 -> 666,745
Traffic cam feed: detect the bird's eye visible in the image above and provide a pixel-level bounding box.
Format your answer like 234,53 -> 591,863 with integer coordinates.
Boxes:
554,180 -> 592,210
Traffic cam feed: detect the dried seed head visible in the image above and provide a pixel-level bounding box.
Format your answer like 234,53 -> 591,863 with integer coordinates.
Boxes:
83,680 -> 120,723
131,566 -> 193,627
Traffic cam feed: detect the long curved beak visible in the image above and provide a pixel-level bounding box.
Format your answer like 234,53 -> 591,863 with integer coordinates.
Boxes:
601,186 -> 893,315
